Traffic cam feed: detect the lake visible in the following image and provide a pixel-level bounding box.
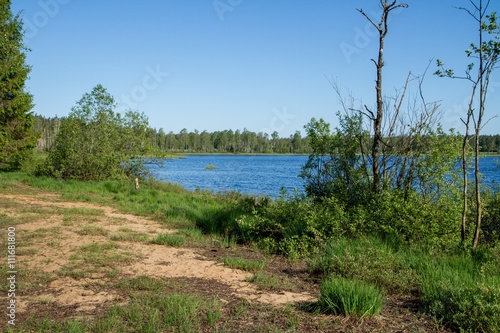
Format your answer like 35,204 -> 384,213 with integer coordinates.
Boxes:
147,155 -> 500,198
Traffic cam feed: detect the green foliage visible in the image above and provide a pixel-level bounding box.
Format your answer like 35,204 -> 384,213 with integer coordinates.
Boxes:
417,247 -> 500,333
235,193 -> 352,256
44,84 -> 151,180
367,190 -> 462,249
0,0 -> 38,169
318,276 -> 384,318
481,189 -> 500,243
308,237 -> 500,331
300,115 -> 370,203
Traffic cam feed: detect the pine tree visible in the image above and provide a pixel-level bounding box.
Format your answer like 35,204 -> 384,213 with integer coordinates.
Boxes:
0,0 -> 37,169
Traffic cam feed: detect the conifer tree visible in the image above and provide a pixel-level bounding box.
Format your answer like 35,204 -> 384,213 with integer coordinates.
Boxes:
0,0 -> 37,169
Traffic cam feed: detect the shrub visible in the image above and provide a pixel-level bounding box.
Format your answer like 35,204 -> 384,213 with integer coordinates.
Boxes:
44,85 -> 151,181
319,276 -> 384,318
482,190 -> 500,244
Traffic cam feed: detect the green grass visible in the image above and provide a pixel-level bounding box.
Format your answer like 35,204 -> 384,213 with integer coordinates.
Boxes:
245,272 -> 282,290
318,276 -> 384,318
9,172 -> 250,233
178,227 -> 203,240
59,242 -> 134,279
307,237 -> 418,293
95,292 -> 221,333
308,237 -> 500,331
110,228 -> 150,242
7,292 -> 222,333
415,246 -> 500,333
76,225 -> 109,236
221,257 -> 266,271
115,275 -> 165,292
205,164 -> 217,169
151,233 -> 186,247
4,171 -> 500,331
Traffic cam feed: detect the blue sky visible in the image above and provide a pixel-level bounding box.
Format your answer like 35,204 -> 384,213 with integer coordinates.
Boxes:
11,0 -> 500,136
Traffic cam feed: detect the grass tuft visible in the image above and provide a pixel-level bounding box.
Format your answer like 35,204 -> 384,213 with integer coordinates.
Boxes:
221,257 -> 265,271
76,225 -> 109,236
319,276 -> 384,318
151,233 -> 186,247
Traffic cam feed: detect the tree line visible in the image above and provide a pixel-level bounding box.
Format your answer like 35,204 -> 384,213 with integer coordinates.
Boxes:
33,114 -> 500,155
33,115 -> 312,155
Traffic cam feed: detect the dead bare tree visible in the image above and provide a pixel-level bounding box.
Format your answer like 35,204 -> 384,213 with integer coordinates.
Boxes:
358,0 -> 409,194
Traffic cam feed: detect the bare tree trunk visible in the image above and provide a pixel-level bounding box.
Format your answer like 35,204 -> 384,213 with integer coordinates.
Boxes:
472,0 -> 485,250
358,0 -> 408,194
461,134 -> 469,244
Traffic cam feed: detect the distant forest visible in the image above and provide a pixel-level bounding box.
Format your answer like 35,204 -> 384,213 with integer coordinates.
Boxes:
33,115 -> 311,154
33,115 -> 500,155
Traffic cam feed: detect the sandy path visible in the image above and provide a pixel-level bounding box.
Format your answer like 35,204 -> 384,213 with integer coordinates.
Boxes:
0,193 -> 316,315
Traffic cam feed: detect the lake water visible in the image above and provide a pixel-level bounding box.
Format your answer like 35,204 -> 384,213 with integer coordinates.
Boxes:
147,155 -> 500,198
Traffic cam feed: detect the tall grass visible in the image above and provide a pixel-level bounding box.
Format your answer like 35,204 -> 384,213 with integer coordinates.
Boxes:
319,276 -> 384,318
308,237 -> 500,332
415,246 -> 500,332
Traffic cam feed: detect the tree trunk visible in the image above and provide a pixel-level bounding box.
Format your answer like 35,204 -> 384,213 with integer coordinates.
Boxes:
358,1 -> 408,194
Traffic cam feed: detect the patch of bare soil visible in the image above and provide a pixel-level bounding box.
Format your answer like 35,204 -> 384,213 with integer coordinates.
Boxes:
0,192 -> 450,332
0,195 -> 314,313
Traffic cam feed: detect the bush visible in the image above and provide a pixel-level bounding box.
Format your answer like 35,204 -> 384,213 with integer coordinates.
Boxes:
234,194 -> 350,257
482,190 -> 500,244
44,85 -> 151,181
319,276 -> 384,317
355,190 -> 462,250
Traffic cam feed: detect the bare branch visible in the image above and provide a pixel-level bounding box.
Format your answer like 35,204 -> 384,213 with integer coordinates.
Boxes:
455,6 -> 481,22
363,105 -> 376,120
480,114 -> 498,130
357,8 -> 380,30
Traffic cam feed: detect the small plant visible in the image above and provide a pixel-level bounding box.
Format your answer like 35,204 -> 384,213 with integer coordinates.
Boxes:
110,228 -> 149,242
179,227 -> 203,240
246,272 -> 281,290
152,233 -> 186,247
319,276 -> 384,318
76,225 -> 109,236
221,257 -> 265,271
115,275 -> 164,292
205,164 -> 217,169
